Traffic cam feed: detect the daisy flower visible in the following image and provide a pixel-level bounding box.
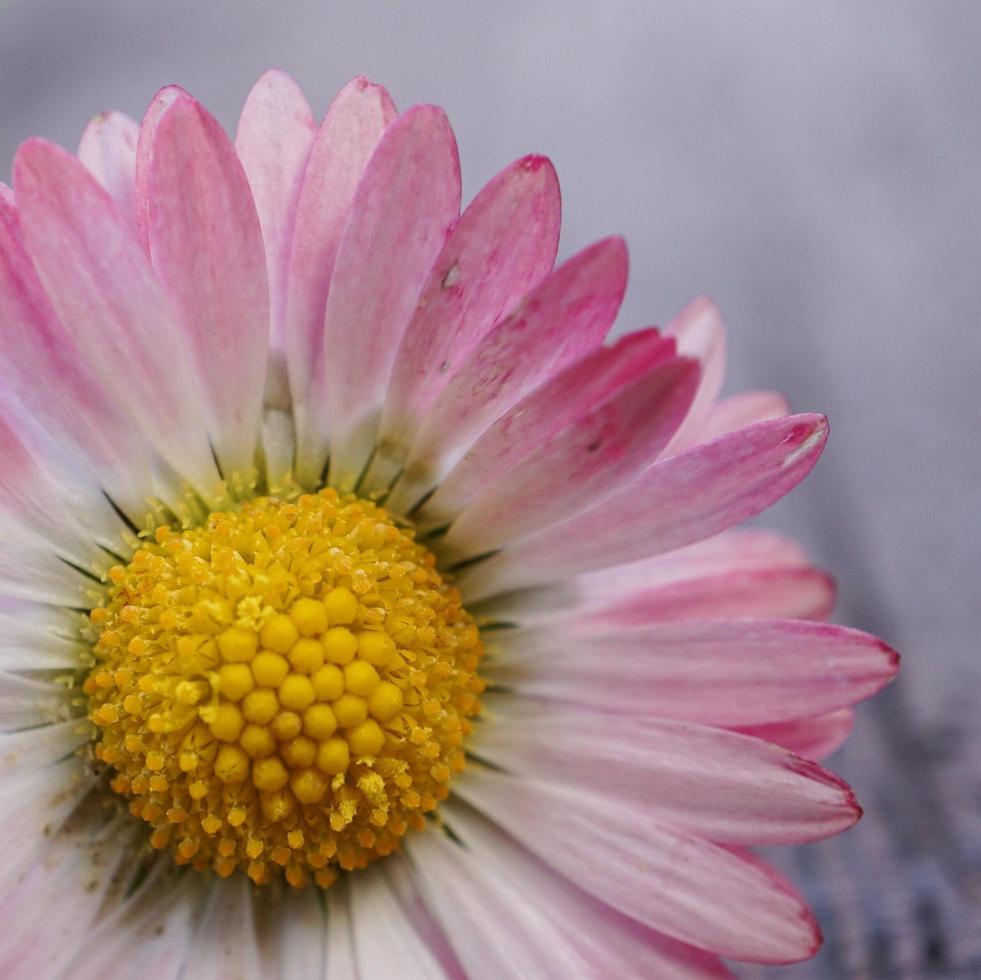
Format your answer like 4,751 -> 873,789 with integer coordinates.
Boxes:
0,71 -> 897,978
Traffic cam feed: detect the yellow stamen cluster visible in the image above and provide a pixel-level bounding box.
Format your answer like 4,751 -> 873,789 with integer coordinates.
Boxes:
85,489 -> 483,887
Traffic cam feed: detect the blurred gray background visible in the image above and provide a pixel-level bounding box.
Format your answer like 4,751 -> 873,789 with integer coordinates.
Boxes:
1,1 -> 978,975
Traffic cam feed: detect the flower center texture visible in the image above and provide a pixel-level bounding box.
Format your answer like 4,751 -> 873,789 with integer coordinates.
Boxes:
85,489 -> 484,888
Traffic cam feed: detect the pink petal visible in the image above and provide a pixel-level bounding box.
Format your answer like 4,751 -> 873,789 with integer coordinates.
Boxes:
349,870 -> 447,978
571,567 -> 836,627
0,192 -> 153,519
388,237 -> 629,513
183,878 -> 264,980
410,803 -> 730,978
478,698 -> 859,844
14,139 -> 220,498
372,154 -> 561,479
491,618 -> 899,725
0,673 -> 71,730
0,814 -> 138,977
77,110 -> 139,233
71,866 -> 204,980
461,413 -> 829,600
0,529 -> 93,606
738,708 -> 855,761
235,70 -> 317,351
694,390 -> 790,445
663,298 -> 727,456
137,87 -> 270,481
454,768 -> 821,963
325,884 -> 358,980
442,356 -> 700,556
322,105 -> 461,489
285,78 -> 397,485
420,329 -> 676,528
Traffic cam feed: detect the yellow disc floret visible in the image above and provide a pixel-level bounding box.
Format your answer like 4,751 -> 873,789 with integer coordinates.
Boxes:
85,489 -> 483,888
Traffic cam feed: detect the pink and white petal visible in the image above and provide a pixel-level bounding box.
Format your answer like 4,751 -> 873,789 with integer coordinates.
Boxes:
0,757 -> 96,897
235,70 -> 317,351
325,883 -> 359,980
0,673 -> 72,730
0,609 -> 82,671
694,390 -> 790,446
478,698 -> 859,844
410,804 -> 730,979
380,857 -> 468,979
0,813 -> 140,977
321,106 -> 461,490
77,110 -> 139,232
256,888 -> 325,980
0,719 -> 89,775
70,862 -> 204,980
137,87 -> 269,481
14,139 -> 221,499
662,298 -> 727,456
738,708 -> 856,761
473,527 -> 814,627
461,413 -> 829,600
420,329 -> 675,527
349,868 -> 446,978
490,618 -> 898,725
182,877 -> 264,980
570,566 -> 836,627
285,78 -> 397,485
0,532 -> 95,607
0,192 -> 154,520
443,357 -> 700,556
373,154 -> 561,478
388,237 -> 629,513
454,768 -> 821,964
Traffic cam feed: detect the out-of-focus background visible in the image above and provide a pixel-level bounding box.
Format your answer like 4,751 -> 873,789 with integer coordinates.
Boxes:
1,1 -> 978,975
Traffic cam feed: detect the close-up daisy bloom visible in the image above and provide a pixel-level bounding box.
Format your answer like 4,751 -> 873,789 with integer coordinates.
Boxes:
0,69 -> 900,978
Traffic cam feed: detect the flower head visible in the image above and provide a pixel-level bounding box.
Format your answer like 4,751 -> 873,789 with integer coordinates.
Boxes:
0,71 -> 897,976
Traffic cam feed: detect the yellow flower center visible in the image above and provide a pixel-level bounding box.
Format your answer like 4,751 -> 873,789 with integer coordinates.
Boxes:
85,489 -> 484,888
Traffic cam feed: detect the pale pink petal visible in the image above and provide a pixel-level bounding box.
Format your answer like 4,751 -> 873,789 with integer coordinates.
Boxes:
461,413 -> 829,600
70,863 -> 204,980
0,410 -> 103,556
478,698 -> 859,844
569,567 -> 836,627
0,192 -> 154,519
137,87 -> 269,481
321,105 -> 461,489
0,607 -> 82,670
410,803 -> 730,978
442,357 -> 700,556
258,887 -> 325,979
0,719 -> 89,774
420,329 -> 676,528
349,869 -> 446,978
0,757 -> 95,896
325,883 -> 359,980
490,618 -> 898,725
694,390 -> 790,445
0,673 -> 71,730
0,813 -> 139,977
235,70 -> 317,351
183,877 -> 264,980
738,708 -> 856,761
473,527 -> 814,626
0,531 -> 94,607
77,110 -> 139,232
454,768 -> 821,963
14,139 -> 220,498
388,237 -> 629,513
372,154 -> 561,482
286,78 -> 396,486
663,298 -> 727,455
